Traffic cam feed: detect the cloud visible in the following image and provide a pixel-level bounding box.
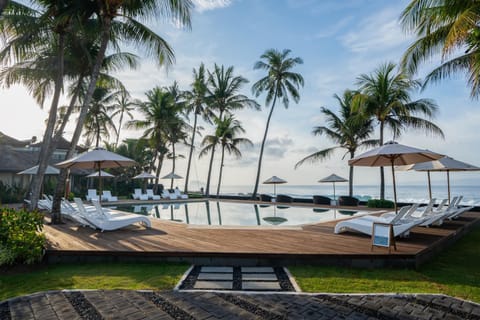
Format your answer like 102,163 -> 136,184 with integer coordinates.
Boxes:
192,0 -> 233,12
340,6 -> 412,54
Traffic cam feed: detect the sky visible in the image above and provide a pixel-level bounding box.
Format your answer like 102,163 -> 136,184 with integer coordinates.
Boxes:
1,0 -> 479,191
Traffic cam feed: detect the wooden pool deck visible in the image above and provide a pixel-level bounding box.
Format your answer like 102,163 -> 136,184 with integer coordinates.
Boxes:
43,200 -> 480,268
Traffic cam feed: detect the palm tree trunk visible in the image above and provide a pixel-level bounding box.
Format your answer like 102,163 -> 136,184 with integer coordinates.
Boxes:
216,145 -> 225,197
205,145 -> 216,197
29,32 -> 65,211
379,121 -> 385,200
154,153 -> 164,193
49,17 -> 112,224
252,94 -> 278,199
349,151 -> 355,196
170,142 -> 176,189
114,111 -> 124,149
184,112 -> 198,192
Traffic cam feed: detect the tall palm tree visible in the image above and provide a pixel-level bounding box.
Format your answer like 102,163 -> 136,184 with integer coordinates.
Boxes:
400,0 -> 480,98
295,90 -> 378,196
199,125 -> 220,198
183,63 -> 212,193
82,86 -> 119,147
111,90 -> 137,149
251,48 -> 304,199
354,62 -> 444,199
207,64 -> 259,119
203,64 -> 259,196
214,115 -> 252,196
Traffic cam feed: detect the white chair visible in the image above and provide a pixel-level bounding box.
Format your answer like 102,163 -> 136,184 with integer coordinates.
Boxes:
174,188 -> 188,199
101,190 -> 118,202
60,199 -> 96,229
73,198 -> 151,231
146,189 -> 160,200
86,189 -> 99,201
132,188 -> 142,200
161,190 -> 172,199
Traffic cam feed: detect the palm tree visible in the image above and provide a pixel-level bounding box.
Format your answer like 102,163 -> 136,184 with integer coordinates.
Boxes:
111,90 -> 137,149
199,126 -> 220,198
295,90 -> 378,196
207,64 -> 259,119
214,115 -> 252,196
82,86 -> 119,147
251,48 -> 304,199
183,63 -> 212,193
400,0 -> 480,98
354,62 -> 444,199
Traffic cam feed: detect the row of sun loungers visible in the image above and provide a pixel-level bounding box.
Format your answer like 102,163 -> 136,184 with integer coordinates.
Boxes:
334,196 -> 474,238
132,188 -> 188,200
86,189 -> 118,202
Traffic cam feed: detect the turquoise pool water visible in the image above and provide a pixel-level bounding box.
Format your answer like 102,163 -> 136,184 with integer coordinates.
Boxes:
113,201 -> 368,227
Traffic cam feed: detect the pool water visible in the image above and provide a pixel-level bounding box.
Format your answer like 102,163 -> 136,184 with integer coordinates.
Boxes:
113,201 -> 368,227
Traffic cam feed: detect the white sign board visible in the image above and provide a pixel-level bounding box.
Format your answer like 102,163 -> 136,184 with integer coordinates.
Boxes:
372,223 -> 392,248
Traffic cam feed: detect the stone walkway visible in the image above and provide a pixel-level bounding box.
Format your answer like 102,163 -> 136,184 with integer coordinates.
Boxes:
2,290 -> 480,319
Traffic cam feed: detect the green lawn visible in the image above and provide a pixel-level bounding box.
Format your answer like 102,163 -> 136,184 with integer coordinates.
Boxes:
0,262 -> 189,301
289,224 -> 480,303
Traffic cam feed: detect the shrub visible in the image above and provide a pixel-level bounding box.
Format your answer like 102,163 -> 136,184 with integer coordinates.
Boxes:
0,208 -> 45,266
0,181 -> 27,204
367,199 -> 395,208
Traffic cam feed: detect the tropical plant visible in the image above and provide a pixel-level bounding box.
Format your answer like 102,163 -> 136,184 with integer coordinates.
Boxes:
295,90 -> 378,196
354,62 -> 444,199
400,0 -> 480,98
251,48 -> 304,199
198,125 -> 220,198
111,90 -> 137,149
183,63 -> 212,193
214,115 -> 252,196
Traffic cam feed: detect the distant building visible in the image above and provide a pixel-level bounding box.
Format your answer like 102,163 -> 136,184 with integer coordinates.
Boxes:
0,132 -> 86,188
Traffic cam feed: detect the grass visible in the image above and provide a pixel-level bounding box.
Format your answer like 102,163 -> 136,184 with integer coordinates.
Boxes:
289,224 -> 480,303
0,262 -> 189,301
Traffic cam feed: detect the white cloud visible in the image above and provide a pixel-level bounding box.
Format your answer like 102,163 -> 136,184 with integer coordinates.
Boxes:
192,0 -> 233,12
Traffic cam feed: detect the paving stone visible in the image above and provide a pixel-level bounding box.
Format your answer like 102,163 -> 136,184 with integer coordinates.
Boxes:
242,273 -> 277,281
241,266 -> 275,273
242,281 -> 282,290
197,272 -> 233,280
200,266 -> 233,273
194,280 -> 233,289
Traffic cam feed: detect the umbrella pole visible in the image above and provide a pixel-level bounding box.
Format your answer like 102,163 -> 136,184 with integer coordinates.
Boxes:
333,182 -> 336,205
447,170 -> 451,204
427,171 -> 432,200
98,163 -> 102,204
391,160 -> 398,214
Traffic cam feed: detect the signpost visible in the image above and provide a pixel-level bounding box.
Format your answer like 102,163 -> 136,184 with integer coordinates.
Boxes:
371,222 -> 396,252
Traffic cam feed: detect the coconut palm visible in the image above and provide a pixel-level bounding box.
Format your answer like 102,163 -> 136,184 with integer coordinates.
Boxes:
111,90 -> 137,149
400,0 -> 480,98
214,115 -> 252,196
251,48 -> 304,199
354,62 -> 444,199
199,126 -> 220,198
183,63 -> 213,193
295,90 -> 378,196
207,64 -> 259,120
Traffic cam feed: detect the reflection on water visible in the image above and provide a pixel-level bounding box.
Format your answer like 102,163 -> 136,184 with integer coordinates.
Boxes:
121,201 -> 367,226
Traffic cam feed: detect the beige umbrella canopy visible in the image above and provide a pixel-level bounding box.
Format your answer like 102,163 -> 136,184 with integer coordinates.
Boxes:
161,172 -> 183,189
86,170 -> 115,178
263,176 -> 287,197
318,174 -> 348,203
134,171 -> 157,192
56,148 -> 136,202
17,165 -> 60,175
405,156 -> 480,203
349,141 -> 444,213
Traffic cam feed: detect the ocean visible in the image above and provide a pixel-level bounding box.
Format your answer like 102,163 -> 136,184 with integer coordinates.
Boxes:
217,184 -> 480,206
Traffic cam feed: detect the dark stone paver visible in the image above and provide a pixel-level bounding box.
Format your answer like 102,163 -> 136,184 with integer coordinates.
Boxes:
2,290 -> 480,320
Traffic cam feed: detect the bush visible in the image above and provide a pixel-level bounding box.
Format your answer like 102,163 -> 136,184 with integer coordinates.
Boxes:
367,199 -> 395,208
0,208 -> 45,266
0,181 -> 27,204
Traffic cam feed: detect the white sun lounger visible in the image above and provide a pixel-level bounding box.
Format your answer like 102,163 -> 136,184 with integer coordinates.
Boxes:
86,189 -> 99,201
334,205 -> 426,237
101,190 -> 118,202
162,190 -> 177,200
174,189 -> 188,199
73,198 -> 151,231
146,189 -> 160,200
132,188 -> 148,200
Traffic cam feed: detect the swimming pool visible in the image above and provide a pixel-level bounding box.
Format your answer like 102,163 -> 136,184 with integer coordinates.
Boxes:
113,201 -> 369,227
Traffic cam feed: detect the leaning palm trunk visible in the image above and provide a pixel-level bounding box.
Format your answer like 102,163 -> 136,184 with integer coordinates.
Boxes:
50,18 -> 112,223
379,121 -> 385,199
252,94 -> 277,199
205,145 -> 216,197
29,33 -> 65,211
184,112 -> 198,193
154,153 -> 164,193
349,151 -> 355,197
170,142 -> 176,189
216,145 -> 226,197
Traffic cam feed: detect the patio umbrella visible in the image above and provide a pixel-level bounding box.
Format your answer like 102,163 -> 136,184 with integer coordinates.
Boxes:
56,147 -> 136,203
161,172 -> 183,189
405,156 -> 480,203
133,171 -> 157,192
318,173 -> 348,204
263,176 -> 287,197
18,165 -> 60,196
349,141 -> 443,213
